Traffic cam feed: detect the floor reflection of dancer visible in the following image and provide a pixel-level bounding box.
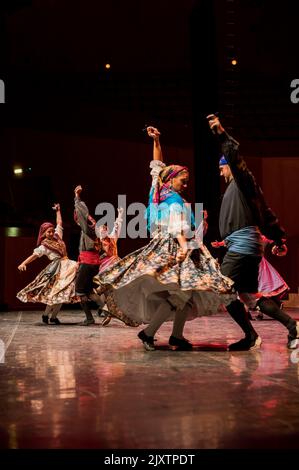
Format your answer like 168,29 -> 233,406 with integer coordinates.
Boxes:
17,204 -> 79,324
96,207 -> 124,327
94,126 -> 235,351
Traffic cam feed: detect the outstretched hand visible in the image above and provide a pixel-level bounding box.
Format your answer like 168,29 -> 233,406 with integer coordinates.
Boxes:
117,207 -> 124,218
176,248 -> 188,263
18,263 -> 27,272
74,185 -> 82,198
272,244 -> 288,257
52,203 -> 60,212
211,240 -> 225,248
206,114 -> 225,135
147,126 -> 160,140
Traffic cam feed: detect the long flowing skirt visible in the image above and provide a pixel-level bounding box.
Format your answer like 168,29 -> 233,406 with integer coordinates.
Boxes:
98,255 -> 139,327
99,255 -> 120,273
17,258 -> 80,305
94,233 -> 236,325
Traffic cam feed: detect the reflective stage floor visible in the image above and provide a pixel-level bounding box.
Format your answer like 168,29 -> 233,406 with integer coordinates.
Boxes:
0,309 -> 299,449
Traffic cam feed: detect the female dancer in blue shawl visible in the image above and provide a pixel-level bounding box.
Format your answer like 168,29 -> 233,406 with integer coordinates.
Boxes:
94,126 -> 236,351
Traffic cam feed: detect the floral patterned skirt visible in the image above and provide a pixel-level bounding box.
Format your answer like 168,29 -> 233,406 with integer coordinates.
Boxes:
93,233 -> 236,325
17,257 -> 80,306
99,255 -> 120,274
98,255 -> 139,327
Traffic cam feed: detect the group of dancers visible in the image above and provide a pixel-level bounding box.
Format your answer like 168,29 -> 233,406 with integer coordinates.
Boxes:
16,115 -> 299,351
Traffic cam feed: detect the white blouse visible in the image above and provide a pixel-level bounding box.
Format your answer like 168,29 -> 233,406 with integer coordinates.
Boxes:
33,225 -> 64,260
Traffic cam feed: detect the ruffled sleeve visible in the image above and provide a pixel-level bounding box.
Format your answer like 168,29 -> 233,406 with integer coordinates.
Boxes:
109,213 -> 123,240
55,224 -> 63,239
33,245 -> 48,258
149,160 -> 166,187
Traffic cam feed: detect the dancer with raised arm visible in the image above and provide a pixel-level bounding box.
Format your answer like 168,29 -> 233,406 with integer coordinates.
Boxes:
75,186 -> 138,327
17,204 -> 79,324
96,207 -> 125,326
207,114 -> 298,349
94,126 -> 236,351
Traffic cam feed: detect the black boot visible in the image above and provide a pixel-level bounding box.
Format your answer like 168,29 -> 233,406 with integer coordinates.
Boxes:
257,297 -> 299,349
226,299 -> 261,351
80,301 -> 95,325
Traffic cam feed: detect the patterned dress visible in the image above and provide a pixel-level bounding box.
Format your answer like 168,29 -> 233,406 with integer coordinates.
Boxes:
97,215 -> 140,327
17,225 -> 79,306
97,214 -> 123,274
94,161 -> 236,324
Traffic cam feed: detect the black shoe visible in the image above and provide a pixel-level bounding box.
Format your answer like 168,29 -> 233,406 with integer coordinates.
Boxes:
138,330 -> 155,351
169,336 -> 193,351
49,317 -> 61,325
287,321 -> 299,349
42,315 -> 49,324
228,335 -> 262,351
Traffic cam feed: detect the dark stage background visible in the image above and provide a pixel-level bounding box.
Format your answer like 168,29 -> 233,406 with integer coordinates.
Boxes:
1,0 -> 299,309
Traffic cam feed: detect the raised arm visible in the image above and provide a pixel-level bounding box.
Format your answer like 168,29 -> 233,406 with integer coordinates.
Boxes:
147,126 -> 163,162
52,203 -> 63,239
18,253 -> 39,271
109,207 -> 124,241
53,203 -> 62,227
207,114 -> 267,204
207,114 -> 287,252
206,114 -> 243,174
74,185 -> 95,238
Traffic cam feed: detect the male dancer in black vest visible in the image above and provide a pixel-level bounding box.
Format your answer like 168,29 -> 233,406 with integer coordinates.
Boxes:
207,114 -> 299,350
74,185 -> 103,325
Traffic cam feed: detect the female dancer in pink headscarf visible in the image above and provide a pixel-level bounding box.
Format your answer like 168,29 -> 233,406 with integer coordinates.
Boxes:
94,126 -> 236,351
17,204 -> 79,324
95,207 -> 125,326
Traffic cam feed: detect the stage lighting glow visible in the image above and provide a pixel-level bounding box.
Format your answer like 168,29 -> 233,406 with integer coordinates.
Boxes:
14,168 -> 23,175
5,227 -> 21,237
105,63 -> 111,70
231,59 -> 238,66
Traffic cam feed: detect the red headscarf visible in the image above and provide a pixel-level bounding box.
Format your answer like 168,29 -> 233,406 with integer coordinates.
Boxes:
36,222 -> 66,257
36,222 -> 54,247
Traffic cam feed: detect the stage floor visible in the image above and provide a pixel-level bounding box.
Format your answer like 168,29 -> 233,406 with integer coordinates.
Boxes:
0,308 -> 299,449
